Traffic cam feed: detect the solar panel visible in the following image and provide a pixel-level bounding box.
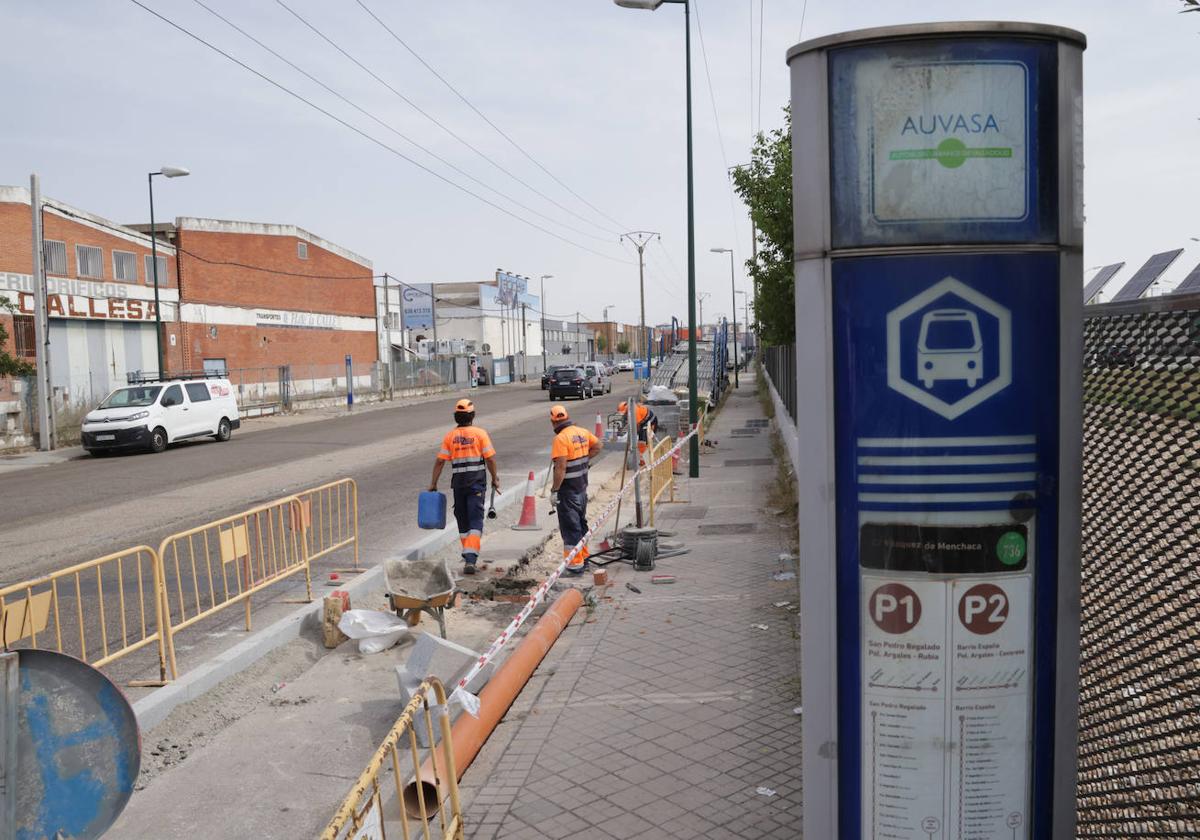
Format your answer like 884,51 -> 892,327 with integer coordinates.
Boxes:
1109,249 -> 1184,302
1082,262 -> 1124,304
1171,261 -> 1200,295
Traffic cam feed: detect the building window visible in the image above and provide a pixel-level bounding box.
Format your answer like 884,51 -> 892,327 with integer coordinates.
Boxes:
144,254 -> 168,285
297,241 -> 308,260
203,358 -> 227,376
112,250 -> 137,282
43,240 -> 67,275
12,315 -> 35,358
76,244 -> 103,279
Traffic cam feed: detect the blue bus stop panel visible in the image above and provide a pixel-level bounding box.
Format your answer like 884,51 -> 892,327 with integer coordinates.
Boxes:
831,251 -> 1060,839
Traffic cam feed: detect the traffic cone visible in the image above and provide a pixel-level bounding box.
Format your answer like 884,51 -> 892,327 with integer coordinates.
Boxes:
511,471 -> 540,530
594,413 -> 604,439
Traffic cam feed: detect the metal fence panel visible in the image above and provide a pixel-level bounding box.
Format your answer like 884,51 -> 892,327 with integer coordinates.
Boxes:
1076,295 -> 1200,836
763,344 -> 796,423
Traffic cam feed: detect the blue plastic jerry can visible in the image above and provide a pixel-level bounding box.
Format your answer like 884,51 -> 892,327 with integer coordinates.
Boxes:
418,491 -> 447,530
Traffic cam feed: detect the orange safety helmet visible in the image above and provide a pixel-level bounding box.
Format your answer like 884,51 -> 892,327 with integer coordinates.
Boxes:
455,398 -> 475,413
550,405 -> 570,422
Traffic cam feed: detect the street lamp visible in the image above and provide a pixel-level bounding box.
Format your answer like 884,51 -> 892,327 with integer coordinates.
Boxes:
148,166 -> 189,376
614,0 -> 697,476
539,274 -> 553,373
735,289 -> 749,357
710,247 -> 739,388
698,292 -> 710,335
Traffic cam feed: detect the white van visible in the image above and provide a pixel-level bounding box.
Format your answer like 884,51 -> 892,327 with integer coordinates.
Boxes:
81,377 -> 241,455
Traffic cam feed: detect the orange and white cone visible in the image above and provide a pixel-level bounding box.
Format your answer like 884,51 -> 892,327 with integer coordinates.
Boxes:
594,413 -> 604,439
511,471 -> 540,530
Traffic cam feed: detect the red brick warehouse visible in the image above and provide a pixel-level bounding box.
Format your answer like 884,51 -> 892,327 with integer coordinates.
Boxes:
131,216 -> 378,389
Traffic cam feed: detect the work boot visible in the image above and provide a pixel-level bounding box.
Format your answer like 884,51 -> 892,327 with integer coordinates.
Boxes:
564,563 -> 586,577
463,560 -> 477,576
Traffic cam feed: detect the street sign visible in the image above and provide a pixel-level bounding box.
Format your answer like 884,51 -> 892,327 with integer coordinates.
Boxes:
632,360 -> 649,380
789,24 -> 1085,840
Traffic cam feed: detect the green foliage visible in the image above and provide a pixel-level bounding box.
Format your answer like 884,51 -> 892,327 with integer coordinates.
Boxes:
731,108 -> 794,347
616,339 -> 631,355
0,296 -> 35,378
596,334 -> 608,353
1183,0 -> 1199,11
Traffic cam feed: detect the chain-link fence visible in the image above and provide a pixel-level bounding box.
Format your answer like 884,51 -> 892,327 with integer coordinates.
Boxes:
1076,293 -> 1200,836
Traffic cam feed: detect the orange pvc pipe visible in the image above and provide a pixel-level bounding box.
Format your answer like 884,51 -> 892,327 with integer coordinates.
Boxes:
403,587 -> 584,818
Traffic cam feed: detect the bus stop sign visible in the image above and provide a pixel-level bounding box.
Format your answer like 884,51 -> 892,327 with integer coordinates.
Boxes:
788,23 -> 1085,840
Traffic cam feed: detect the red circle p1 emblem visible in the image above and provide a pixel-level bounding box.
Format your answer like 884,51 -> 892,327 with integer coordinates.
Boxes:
868,583 -> 921,634
958,583 -> 1009,635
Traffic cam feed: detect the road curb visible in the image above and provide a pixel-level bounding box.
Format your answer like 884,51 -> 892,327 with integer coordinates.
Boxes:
132,466 -> 551,731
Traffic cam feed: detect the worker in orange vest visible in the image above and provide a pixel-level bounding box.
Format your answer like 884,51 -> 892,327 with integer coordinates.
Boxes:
549,405 -> 603,575
618,400 -> 658,459
429,398 -> 499,575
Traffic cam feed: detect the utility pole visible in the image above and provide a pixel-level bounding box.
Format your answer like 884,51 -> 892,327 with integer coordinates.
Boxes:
520,302 -> 528,381
29,174 -> 54,450
575,311 -> 580,364
698,292 -> 709,336
620,231 -> 660,374
539,274 -> 553,375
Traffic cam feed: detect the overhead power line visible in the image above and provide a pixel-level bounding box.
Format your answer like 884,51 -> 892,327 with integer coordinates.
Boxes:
692,0 -> 745,256
127,0 -> 632,265
274,0 -> 620,242
189,0 -> 617,248
353,0 -> 629,235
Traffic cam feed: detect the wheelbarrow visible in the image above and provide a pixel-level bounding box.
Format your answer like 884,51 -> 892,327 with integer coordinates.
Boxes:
384,556 -> 457,639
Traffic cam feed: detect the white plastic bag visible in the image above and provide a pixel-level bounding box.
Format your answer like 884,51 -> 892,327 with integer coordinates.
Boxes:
337,609 -> 409,654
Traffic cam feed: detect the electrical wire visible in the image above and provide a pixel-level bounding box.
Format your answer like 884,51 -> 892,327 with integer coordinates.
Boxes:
126,0 -> 633,265
757,0 -> 765,134
276,0 -> 621,242
190,0 -> 618,248
692,0 -> 745,262
353,0 -> 629,236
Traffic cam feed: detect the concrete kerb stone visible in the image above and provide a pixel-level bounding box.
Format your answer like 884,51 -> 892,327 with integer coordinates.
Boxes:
131,466 -> 551,732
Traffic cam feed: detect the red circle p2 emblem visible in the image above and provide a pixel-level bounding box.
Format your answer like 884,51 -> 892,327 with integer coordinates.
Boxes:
958,583 -> 1009,635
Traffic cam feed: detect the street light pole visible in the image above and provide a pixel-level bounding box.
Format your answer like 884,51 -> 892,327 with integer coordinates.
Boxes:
147,166 -> 189,376
710,247 -> 738,388
698,292 -> 709,337
614,0 -> 697,476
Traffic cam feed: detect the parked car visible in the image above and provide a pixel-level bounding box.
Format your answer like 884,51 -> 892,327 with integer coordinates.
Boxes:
583,363 -> 611,394
82,377 -> 241,455
541,364 -> 572,390
617,359 -> 634,372
548,366 -> 595,400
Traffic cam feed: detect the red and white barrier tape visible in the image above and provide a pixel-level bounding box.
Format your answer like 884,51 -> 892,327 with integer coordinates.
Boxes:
450,427 -> 698,716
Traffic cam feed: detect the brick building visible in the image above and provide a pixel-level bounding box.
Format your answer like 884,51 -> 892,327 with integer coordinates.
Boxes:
1,186 -> 378,418
0,186 -> 180,404
141,217 -> 376,380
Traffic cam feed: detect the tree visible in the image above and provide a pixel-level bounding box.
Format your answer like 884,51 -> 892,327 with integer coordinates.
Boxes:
0,296 -> 35,377
596,334 -> 608,354
616,339 -> 631,355
731,108 -> 793,347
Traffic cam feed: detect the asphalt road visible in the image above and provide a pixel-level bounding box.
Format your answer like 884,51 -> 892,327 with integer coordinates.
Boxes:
0,376 -> 635,585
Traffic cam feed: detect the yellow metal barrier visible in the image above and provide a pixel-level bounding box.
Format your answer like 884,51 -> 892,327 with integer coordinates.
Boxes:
293,477 -> 360,571
647,435 -> 676,526
158,496 -> 311,679
321,677 -> 463,840
0,546 -> 171,684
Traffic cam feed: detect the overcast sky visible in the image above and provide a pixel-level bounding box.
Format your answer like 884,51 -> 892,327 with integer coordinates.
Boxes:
2,1 -> 1197,324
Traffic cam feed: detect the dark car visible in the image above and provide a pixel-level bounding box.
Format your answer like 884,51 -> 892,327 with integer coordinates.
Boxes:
548,366 -> 595,400
541,364 -> 572,390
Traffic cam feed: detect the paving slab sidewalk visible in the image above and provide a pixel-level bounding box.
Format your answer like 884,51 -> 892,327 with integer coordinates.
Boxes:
459,373 -> 804,840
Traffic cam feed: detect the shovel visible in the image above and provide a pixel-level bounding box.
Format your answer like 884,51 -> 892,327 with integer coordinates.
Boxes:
486,484 -> 497,519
